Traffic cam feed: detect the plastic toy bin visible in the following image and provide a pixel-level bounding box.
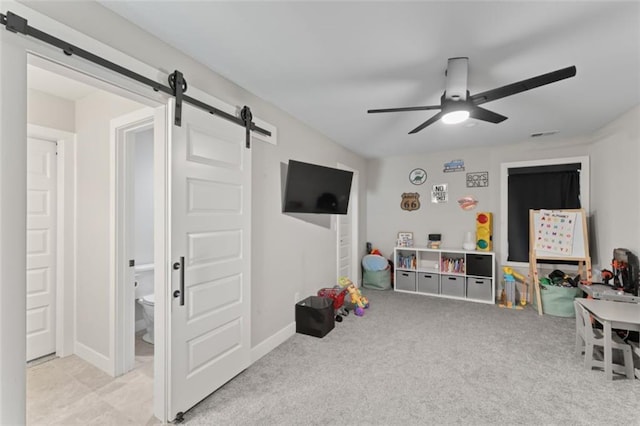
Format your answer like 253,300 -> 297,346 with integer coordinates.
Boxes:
295,296 -> 335,338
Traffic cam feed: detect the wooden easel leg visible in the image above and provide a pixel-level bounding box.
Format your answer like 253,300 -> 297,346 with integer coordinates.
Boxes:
531,257 -> 543,315
534,280 -> 543,315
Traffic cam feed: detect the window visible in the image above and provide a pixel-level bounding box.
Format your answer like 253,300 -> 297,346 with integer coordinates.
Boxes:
500,156 -> 589,265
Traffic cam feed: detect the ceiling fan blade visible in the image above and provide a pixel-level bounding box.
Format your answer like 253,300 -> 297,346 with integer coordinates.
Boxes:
470,66 -> 576,105
408,111 -> 444,134
469,106 -> 508,123
367,105 -> 441,113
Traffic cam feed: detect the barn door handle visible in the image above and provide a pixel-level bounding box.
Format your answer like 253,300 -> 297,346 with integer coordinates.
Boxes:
173,257 -> 185,306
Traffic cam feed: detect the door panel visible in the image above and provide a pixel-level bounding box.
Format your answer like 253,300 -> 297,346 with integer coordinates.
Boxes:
169,102 -> 251,419
26,137 -> 57,361
338,214 -> 351,278
337,164 -> 356,282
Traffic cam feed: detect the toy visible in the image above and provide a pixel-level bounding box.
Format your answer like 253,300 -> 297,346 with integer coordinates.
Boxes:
600,269 -> 613,286
338,277 -> 369,316
501,266 -> 528,309
548,269 -> 580,287
317,286 -> 350,322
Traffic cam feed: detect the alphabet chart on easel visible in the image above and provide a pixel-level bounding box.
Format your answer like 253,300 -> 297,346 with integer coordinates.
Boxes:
529,208 -> 591,315
533,210 -> 578,255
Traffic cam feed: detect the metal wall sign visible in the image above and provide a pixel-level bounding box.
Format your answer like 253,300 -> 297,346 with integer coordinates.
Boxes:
409,168 -> 427,185
466,171 -> 489,187
1,10 -> 271,148
431,184 -> 448,203
401,192 -> 421,211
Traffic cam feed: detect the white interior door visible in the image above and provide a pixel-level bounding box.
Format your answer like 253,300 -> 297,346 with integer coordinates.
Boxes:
337,213 -> 352,280
169,101 -> 251,420
337,164 -> 358,284
26,137 -> 57,361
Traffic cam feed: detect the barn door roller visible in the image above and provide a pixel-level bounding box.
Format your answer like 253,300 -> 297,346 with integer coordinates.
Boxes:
1,10 -> 271,148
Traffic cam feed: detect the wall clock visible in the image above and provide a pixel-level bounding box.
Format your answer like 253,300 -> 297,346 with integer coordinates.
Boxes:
409,168 -> 427,185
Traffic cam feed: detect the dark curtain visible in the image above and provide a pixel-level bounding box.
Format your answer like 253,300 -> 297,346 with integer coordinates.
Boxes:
507,164 -> 581,262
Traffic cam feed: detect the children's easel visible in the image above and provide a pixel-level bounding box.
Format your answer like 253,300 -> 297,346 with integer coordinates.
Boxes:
529,209 -> 591,315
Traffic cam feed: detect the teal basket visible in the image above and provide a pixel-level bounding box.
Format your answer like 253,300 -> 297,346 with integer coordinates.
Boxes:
532,284 -> 581,317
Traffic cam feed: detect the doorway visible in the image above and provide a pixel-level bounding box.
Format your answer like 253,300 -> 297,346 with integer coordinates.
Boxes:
337,163 -> 359,285
25,57 -> 165,422
111,108 -> 156,376
25,136 -> 57,362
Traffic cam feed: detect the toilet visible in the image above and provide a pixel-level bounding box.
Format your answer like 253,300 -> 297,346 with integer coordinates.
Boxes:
137,294 -> 154,344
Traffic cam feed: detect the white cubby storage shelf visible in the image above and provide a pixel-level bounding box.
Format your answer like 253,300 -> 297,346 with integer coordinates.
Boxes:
394,247 -> 495,304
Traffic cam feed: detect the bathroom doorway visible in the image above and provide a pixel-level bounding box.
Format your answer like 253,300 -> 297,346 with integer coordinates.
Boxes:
111,108 -> 157,376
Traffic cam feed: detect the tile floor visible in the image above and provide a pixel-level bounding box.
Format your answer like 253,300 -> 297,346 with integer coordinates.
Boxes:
27,332 -> 162,425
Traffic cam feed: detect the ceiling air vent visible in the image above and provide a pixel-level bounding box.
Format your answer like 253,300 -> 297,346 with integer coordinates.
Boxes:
530,130 -> 558,138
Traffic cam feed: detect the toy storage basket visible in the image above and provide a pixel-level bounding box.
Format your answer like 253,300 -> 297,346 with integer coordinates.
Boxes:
295,296 -> 334,338
532,285 -> 582,317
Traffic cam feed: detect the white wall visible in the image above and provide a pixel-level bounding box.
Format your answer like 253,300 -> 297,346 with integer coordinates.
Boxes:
0,28 -> 28,425
74,90 -> 146,359
27,88 -> 75,133
367,108 -> 640,284
21,1 -> 368,349
367,137 -> 591,267
588,105 -> 640,267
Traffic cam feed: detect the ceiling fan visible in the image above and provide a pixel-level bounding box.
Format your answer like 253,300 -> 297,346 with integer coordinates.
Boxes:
367,57 -> 576,134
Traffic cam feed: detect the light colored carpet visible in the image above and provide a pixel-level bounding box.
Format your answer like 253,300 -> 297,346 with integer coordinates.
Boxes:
185,289 -> 640,425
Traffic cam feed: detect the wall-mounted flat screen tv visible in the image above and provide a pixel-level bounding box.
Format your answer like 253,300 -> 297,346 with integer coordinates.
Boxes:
283,160 -> 353,215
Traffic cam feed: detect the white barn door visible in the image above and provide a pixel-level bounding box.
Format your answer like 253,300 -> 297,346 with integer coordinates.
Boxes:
168,101 -> 251,420
26,138 -> 57,361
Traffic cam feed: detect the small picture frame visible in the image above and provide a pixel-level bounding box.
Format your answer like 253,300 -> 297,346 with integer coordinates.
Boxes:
397,232 -> 414,247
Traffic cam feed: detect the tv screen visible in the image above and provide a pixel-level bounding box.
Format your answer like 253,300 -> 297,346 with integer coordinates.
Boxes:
283,160 -> 353,214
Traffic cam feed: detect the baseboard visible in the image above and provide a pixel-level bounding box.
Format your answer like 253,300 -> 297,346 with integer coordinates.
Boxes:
251,322 -> 295,364
75,341 -> 113,376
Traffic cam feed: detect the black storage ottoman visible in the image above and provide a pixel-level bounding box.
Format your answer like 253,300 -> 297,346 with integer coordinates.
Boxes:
295,296 -> 334,338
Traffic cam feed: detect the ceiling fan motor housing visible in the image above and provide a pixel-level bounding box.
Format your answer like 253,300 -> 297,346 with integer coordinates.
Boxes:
445,57 -> 469,101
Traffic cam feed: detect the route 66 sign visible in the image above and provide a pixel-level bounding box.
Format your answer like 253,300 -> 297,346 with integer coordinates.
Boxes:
401,192 -> 420,211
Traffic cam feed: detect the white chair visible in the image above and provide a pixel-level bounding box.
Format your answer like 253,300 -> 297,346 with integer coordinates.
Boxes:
630,340 -> 640,379
574,300 -> 634,379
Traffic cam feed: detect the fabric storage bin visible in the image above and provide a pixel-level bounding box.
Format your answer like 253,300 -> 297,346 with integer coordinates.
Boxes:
396,271 -> 416,291
441,275 -> 465,297
295,296 -> 335,338
363,269 -> 391,290
532,285 -> 582,317
417,272 -> 439,294
467,277 -> 492,301
466,254 -> 493,277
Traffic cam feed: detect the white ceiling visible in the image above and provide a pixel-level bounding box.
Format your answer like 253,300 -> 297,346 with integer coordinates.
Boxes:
28,64 -> 97,101
98,1 -> 639,158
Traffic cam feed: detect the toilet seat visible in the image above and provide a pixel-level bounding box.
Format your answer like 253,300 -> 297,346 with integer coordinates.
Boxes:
141,294 -> 154,305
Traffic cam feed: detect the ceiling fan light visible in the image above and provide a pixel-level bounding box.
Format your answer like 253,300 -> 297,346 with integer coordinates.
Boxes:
441,110 -> 469,124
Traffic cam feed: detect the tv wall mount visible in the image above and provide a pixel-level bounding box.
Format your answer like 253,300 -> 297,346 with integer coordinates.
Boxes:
1,10 -> 271,148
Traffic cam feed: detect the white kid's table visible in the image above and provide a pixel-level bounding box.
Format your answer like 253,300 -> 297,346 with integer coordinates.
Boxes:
576,298 -> 640,380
